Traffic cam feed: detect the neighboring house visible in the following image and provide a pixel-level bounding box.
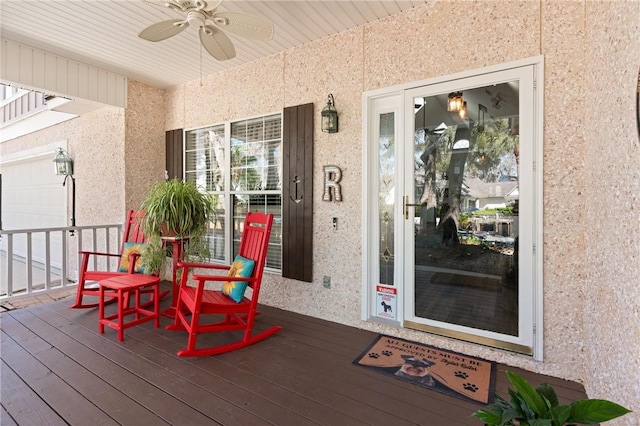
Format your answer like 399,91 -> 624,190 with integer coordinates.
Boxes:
462,177 -> 519,211
1,2 -> 638,424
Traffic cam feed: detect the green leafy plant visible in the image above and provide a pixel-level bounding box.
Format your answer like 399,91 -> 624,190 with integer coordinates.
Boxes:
139,178 -> 215,274
473,371 -> 631,426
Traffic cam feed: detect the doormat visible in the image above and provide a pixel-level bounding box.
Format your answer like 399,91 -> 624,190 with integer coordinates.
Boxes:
353,335 -> 495,405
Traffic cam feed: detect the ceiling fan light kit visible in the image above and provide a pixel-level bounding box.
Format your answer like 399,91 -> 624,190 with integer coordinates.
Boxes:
139,0 -> 273,61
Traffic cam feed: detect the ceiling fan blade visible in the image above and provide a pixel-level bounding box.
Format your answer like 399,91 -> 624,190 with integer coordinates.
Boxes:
199,25 -> 236,60
139,19 -> 189,42
143,0 -> 174,7
200,0 -> 223,11
143,0 -> 195,13
212,11 -> 274,40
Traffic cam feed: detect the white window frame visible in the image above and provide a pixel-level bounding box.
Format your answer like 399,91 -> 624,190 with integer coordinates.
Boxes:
184,112 -> 283,272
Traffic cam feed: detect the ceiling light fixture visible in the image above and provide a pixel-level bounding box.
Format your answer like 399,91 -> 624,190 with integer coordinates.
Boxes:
447,92 -> 464,113
458,101 -> 468,119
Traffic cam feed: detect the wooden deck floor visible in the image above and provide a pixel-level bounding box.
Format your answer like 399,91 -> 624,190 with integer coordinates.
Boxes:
1,282 -> 589,426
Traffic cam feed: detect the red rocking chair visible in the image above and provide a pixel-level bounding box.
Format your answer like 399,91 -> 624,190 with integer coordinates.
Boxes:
167,212 -> 281,357
70,210 -> 150,309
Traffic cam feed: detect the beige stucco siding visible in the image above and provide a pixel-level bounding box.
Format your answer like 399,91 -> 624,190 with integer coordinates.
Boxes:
539,0 -> 589,378
364,1 -> 541,89
124,80 -> 166,211
582,0 -> 640,416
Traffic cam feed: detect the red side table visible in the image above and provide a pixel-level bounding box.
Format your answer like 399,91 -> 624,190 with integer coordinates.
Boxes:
98,274 -> 161,341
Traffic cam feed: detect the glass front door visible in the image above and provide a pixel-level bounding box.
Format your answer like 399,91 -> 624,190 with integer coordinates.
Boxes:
402,67 -> 535,354
364,62 -> 541,356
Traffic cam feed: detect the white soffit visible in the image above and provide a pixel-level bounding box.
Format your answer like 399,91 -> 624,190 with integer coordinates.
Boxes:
0,109 -> 77,143
1,39 -> 127,109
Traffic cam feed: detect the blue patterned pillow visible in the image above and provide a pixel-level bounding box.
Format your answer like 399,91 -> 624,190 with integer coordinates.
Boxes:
118,242 -> 147,273
222,255 -> 255,303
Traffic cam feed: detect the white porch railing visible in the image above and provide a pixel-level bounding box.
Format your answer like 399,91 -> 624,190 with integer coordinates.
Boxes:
0,223 -> 124,302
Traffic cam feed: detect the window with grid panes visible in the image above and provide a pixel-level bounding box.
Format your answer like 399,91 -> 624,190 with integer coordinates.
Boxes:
184,114 -> 282,271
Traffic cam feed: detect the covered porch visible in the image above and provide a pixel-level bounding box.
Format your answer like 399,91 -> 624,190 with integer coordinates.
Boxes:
1,1 -> 638,423
1,283 -> 588,426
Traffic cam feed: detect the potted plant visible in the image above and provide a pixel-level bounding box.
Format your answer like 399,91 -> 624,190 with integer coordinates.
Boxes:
139,178 -> 216,275
473,371 -> 631,425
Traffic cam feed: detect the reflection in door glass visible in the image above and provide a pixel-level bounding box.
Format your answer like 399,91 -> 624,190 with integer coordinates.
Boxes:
413,83 -> 520,336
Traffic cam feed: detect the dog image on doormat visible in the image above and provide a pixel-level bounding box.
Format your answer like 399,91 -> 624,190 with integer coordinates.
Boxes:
394,355 -> 436,386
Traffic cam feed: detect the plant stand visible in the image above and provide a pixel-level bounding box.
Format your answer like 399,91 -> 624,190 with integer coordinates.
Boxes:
160,236 -> 188,318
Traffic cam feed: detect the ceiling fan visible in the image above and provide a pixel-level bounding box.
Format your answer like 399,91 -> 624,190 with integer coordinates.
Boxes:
139,0 -> 274,61
485,89 -> 506,110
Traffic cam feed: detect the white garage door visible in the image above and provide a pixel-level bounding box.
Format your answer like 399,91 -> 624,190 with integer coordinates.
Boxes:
1,141 -> 68,286
1,143 -> 66,230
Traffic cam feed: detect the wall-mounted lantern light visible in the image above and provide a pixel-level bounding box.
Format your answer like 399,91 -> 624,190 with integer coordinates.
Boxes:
321,94 -> 339,133
53,147 -> 74,176
53,148 -> 76,231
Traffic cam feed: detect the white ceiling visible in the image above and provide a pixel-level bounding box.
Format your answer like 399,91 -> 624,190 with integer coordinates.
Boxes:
1,0 -> 427,89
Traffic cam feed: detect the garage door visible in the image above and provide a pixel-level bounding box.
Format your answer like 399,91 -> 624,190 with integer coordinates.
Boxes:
1,143 -> 66,230
1,142 -> 67,281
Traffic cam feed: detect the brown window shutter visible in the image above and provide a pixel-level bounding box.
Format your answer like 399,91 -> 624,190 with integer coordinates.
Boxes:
282,103 -> 313,282
165,129 -> 183,180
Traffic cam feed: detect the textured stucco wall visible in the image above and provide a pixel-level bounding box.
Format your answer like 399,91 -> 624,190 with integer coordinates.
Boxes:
363,1 -> 540,90
538,0 -> 589,379
124,80 -> 166,210
161,1 -> 639,421
582,1 -> 640,422
181,53 -> 286,129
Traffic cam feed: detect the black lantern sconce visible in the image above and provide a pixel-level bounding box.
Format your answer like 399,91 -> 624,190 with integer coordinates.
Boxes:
53,147 -> 73,176
53,148 -> 76,232
321,94 -> 339,133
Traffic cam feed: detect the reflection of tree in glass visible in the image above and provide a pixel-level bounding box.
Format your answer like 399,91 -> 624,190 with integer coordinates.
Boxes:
204,129 -> 225,191
468,118 -> 518,182
414,127 -> 455,236
230,143 -> 261,191
414,118 -> 518,243
264,141 -> 281,190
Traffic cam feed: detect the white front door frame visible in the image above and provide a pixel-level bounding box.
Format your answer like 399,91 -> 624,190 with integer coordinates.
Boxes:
361,57 -> 544,360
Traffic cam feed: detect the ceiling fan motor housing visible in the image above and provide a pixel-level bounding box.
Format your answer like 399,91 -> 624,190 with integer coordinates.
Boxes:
187,10 -> 207,26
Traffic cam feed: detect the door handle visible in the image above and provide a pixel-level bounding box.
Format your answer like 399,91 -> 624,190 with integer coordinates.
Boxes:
404,195 -> 422,219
